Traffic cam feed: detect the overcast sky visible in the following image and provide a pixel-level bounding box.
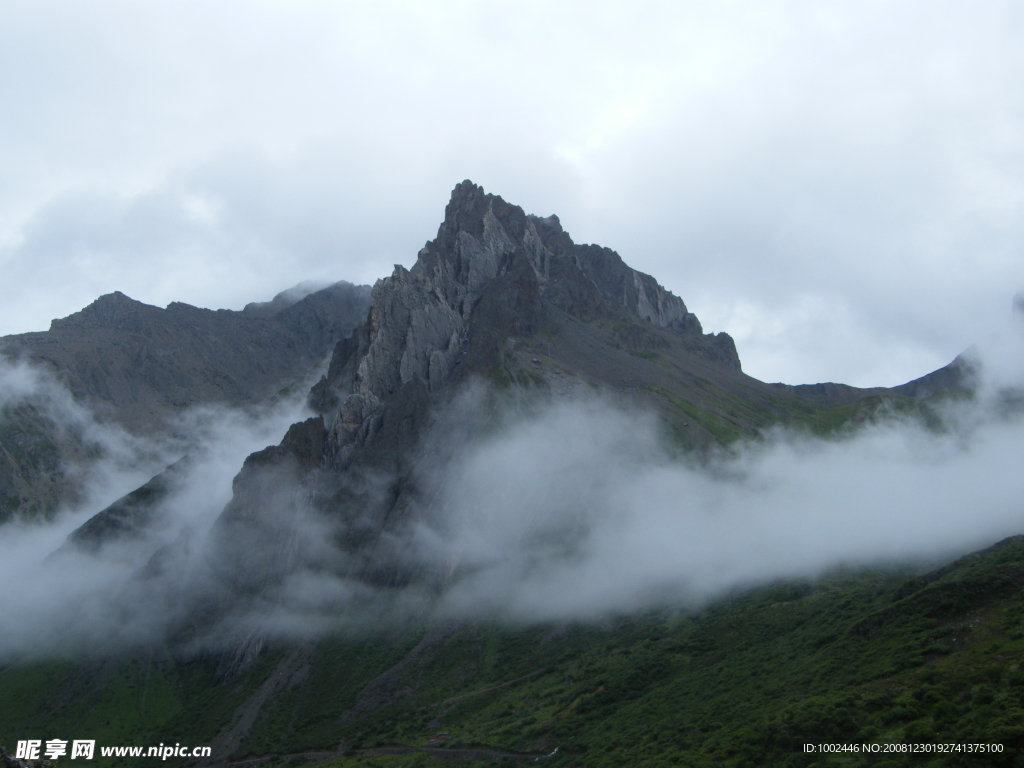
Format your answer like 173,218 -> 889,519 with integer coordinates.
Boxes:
1,0 -> 1022,387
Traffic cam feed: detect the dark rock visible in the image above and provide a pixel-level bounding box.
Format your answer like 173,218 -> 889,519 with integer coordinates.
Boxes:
892,353 -> 976,398
0,400 -> 90,523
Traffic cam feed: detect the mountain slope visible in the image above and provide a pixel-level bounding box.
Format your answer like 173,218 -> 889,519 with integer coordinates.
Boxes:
0,281 -> 370,523
4,535 -> 1024,767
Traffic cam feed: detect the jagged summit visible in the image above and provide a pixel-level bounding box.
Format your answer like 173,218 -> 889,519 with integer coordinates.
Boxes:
445,181 -> 706,327
436,180 -> 711,333
309,181 -> 739,452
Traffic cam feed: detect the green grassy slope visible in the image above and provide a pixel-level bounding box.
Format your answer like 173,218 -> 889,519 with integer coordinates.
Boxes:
4,536 -> 1024,768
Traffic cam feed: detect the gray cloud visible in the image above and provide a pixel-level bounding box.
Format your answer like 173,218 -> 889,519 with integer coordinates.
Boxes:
2,2 -> 1023,386
415,391 -> 1024,622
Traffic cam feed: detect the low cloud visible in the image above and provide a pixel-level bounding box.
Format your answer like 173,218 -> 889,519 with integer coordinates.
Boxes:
1,319 -> 1024,658
417,393 -> 1024,622
0,358 -> 315,657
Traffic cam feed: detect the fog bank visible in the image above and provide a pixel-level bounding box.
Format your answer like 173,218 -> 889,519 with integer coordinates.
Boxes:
1,322 -> 1023,657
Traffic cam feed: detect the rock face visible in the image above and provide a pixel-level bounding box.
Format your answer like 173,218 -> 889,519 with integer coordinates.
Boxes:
310,181 -> 739,472
0,400 -> 92,523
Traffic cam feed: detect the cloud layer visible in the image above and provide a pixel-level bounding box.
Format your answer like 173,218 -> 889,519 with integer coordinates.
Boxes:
1,316 -> 1023,658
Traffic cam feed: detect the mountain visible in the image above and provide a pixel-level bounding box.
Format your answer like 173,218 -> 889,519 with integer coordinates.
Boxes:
56,180 -> 977,589
1,181 -> 1000,767
21,181 -> 973,537
0,281 -> 371,523
211,181 -> 972,591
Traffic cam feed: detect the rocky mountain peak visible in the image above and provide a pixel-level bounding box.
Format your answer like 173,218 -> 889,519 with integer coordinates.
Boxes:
53,181 -> 981,627
432,181 -> 711,333
205,182 -> 754,593
308,181 -> 740,471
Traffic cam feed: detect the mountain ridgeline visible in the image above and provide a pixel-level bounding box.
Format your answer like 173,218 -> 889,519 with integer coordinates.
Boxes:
5,280 -> 373,433
212,182 -> 972,592
54,180 -> 974,590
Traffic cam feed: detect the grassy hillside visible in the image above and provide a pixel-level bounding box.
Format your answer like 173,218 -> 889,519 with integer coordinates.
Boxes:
4,535 -> 1024,767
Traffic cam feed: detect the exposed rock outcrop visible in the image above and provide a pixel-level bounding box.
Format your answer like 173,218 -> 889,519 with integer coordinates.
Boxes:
309,181 -> 740,474
62,455 -> 192,553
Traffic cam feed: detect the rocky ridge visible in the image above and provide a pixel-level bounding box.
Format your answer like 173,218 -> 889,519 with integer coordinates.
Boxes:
309,180 -> 738,472
8,280 -> 372,433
